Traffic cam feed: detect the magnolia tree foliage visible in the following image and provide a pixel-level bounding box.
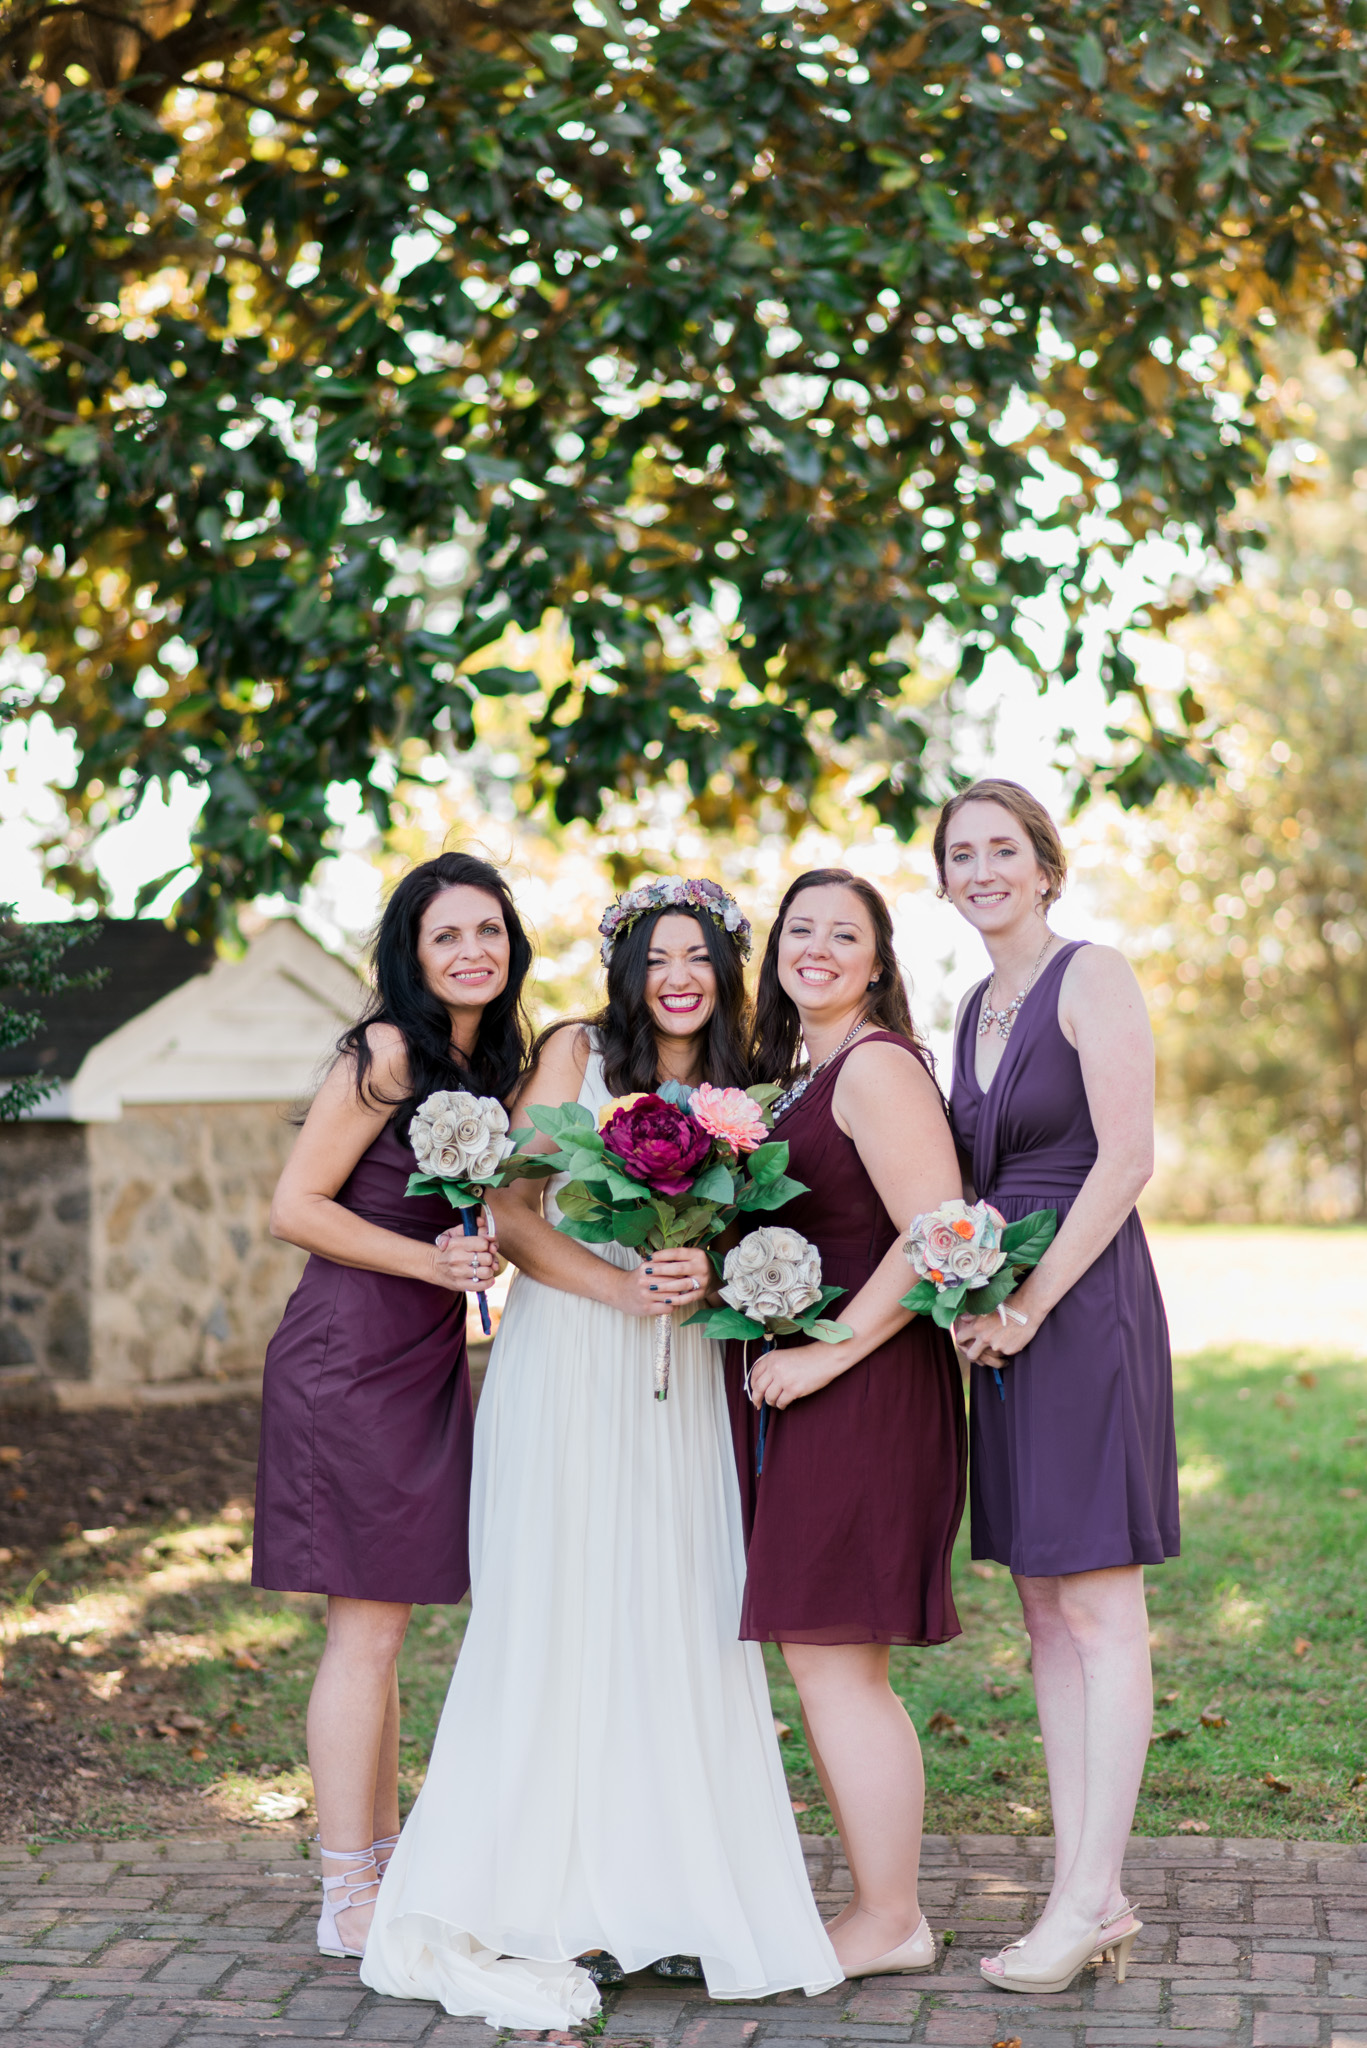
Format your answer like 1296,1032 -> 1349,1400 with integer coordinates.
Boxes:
2,0 -> 1366,927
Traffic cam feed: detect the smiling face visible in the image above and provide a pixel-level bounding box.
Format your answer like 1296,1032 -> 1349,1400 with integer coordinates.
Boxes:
415,885 -> 511,1030
776,883 -> 879,1030
643,912 -> 718,1044
941,799 -> 1051,937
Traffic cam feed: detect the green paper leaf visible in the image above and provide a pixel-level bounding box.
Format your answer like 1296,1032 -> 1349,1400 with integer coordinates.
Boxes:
746,1140 -> 791,1184
804,1317 -> 854,1343
1000,1209 -> 1058,1263
900,1277 -> 940,1314
691,1161 -> 735,1204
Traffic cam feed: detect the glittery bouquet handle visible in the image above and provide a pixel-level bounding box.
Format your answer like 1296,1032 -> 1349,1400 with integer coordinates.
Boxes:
653,1311 -> 672,1401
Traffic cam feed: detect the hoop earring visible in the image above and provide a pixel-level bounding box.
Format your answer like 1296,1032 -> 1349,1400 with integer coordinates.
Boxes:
935,884 -> 948,900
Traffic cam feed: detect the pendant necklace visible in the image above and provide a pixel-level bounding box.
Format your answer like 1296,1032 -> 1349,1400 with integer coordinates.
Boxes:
771,1016 -> 871,1122
979,934 -> 1055,1042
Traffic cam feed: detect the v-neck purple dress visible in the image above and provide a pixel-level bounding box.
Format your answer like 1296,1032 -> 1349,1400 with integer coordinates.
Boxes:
251,1119 -> 474,1605
949,940 -> 1179,1577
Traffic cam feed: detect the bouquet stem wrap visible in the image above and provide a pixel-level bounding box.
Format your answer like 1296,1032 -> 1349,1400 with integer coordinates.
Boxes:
653,1311 -> 672,1402
462,1206 -> 492,1338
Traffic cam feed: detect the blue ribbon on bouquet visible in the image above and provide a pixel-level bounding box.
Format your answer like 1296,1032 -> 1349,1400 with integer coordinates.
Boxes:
461,1206 -> 492,1337
992,1366 -> 1005,1401
752,1338 -> 774,1478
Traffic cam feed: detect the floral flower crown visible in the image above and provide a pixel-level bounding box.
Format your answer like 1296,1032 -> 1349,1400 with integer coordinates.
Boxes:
598,876 -> 752,969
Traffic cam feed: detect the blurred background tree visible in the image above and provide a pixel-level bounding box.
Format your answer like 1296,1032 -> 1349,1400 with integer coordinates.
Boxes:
3,0 -> 1366,930
1110,350 -> 1367,1223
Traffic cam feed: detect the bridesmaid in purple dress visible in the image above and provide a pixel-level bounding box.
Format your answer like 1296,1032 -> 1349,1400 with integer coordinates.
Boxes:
732,870 -> 966,1982
936,780 -> 1178,1998
253,853 -> 531,1961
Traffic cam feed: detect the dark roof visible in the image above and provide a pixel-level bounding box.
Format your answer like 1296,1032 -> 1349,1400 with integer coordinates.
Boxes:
0,921 -> 211,1081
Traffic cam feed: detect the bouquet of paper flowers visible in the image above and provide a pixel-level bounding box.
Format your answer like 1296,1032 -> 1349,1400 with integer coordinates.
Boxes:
504,1080 -> 804,1397
899,1197 -> 1056,1398
685,1225 -> 851,1471
405,1090 -> 527,1335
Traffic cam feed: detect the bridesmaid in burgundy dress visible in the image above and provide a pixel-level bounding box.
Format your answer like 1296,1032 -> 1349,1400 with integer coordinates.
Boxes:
730,869 -> 966,1981
253,852 -> 531,1961
937,780 -> 1178,1998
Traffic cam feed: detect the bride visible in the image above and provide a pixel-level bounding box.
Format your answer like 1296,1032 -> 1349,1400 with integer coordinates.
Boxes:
360,877 -> 840,2028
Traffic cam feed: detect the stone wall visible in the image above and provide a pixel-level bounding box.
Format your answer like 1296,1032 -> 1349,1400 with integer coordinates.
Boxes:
0,1121 -> 92,1392
85,1102 -> 305,1398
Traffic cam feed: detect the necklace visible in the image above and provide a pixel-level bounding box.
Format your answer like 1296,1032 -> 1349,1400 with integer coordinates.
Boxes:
978,934 -> 1055,1042
771,1016 -> 871,1122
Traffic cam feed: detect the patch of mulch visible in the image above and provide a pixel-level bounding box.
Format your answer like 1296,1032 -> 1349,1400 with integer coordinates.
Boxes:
0,1399 -> 273,1841
0,1400 -> 261,1565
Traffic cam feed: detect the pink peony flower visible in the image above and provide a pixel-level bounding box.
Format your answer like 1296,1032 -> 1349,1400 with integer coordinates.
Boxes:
600,1093 -> 713,1196
690,1084 -> 768,1154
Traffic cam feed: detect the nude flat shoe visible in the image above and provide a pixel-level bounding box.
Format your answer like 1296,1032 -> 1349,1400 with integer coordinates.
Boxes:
841,1914 -> 936,1977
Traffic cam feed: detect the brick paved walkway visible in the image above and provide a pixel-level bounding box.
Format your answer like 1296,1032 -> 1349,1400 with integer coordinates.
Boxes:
1,1834 -> 1363,2048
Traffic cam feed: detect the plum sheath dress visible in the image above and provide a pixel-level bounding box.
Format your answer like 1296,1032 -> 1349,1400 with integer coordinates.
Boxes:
252,1119 -> 474,1605
949,939 -> 1180,1577
724,1030 -> 967,1647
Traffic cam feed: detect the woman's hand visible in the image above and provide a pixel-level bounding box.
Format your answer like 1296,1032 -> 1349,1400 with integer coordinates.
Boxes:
748,1341 -> 845,1410
954,1293 -> 1037,1363
614,1246 -> 714,1318
431,1221 -> 500,1295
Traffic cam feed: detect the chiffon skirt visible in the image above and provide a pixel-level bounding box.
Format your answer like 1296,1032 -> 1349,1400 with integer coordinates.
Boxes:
360,1246 -> 840,2030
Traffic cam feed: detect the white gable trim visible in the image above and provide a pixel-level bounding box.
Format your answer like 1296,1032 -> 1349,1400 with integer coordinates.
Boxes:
67,920 -> 365,1121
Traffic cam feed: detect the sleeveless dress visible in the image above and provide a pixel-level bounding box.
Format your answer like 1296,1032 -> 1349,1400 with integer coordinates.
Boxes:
360,1047 -> 840,2031
949,939 -> 1180,1577
252,1119 -> 474,1605
724,1030 -> 967,1647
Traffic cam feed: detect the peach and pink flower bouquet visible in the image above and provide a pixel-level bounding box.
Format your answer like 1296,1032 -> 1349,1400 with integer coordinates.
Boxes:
900,1197 -> 1057,1398
501,1079 -> 802,1398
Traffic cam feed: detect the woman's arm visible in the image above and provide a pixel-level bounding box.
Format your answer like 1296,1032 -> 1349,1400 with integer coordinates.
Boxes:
956,943 -> 1154,1365
952,985 -> 977,1201
269,1025 -> 498,1294
486,1027 -> 710,1316
748,1040 -> 962,1410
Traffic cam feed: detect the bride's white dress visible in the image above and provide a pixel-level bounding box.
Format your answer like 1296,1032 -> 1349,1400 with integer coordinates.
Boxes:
360,1049 -> 840,2029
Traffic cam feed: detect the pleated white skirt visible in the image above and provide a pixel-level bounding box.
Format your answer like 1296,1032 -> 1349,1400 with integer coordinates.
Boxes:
360,1248 -> 840,2029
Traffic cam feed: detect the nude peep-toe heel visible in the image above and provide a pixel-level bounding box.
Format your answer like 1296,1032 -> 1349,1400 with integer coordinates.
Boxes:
981,1902 -> 1142,1995
316,1845 -> 380,1960
842,1914 -> 937,1978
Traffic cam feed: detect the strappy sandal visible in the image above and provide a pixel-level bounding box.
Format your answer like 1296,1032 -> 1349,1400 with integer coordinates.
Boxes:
317,1844 -> 380,1960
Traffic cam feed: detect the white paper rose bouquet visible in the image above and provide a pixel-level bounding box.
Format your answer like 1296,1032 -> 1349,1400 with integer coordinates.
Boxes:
405,1090 -> 530,1335
500,1080 -> 806,1398
685,1224 -> 851,1472
899,1197 -> 1057,1398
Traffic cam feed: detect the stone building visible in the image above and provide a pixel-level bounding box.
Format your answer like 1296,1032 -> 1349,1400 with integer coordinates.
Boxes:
0,919 -> 363,1408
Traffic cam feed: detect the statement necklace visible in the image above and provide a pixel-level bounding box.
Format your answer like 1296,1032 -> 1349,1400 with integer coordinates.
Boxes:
979,935 -> 1055,1042
771,1016 -> 871,1122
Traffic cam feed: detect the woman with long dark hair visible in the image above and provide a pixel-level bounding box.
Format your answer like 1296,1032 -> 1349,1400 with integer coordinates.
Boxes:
361,877 -> 840,2030
729,868 -> 967,1980
253,852 -> 531,1962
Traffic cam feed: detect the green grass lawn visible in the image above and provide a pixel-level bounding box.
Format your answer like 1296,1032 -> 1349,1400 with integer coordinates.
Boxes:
3,1344 -> 1364,1840
771,1343 -> 1367,1840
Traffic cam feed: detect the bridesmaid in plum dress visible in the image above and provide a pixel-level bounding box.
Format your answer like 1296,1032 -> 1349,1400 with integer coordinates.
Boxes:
937,780 -> 1178,1999
730,869 -> 966,1982
253,852 -> 531,1961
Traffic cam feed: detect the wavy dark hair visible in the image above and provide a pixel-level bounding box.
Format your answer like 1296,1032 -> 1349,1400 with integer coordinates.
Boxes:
337,852 -> 533,1127
534,903 -> 751,1096
751,868 -> 933,1086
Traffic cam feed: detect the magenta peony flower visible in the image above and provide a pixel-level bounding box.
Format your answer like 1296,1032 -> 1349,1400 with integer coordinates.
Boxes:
600,1093 -> 713,1196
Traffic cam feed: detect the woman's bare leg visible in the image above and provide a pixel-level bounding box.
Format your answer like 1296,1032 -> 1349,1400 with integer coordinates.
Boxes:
307,1598 -> 411,1950
798,1707 -> 858,1933
371,1664 -> 402,1845
783,1641 -> 924,1973
982,1566 -> 1152,1978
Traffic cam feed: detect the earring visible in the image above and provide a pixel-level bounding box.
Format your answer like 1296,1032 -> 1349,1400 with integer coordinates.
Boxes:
867,977 -> 881,989
935,884 -> 947,900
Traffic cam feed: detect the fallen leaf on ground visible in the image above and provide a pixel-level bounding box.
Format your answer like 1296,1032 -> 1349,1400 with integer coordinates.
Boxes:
1199,1709 -> 1227,1729
1341,1488 -> 1361,1500
1158,1690 -> 1179,1704
187,1747 -> 208,1762
1296,1369 -> 1317,1389
1007,1803 -> 1039,1821
1263,1773 -> 1292,1793
1349,1771 -> 1365,1790
233,1649 -> 264,1671
1293,1638 -> 1311,1657
1177,1819 -> 1210,1834
927,1709 -> 969,1743
984,1681 -> 1018,1698
790,1800 -> 808,1814
993,2037 -> 1022,2048
168,1711 -> 207,1732
0,1446 -> 21,1465
1151,1726 -> 1189,1745
252,1790 -> 308,1821
991,1767 -> 1012,1783
773,1718 -> 792,1740
969,1562 -> 997,1580
227,1720 -> 247,1737
153,1723 -> 180,1741
1274,1391 -> 1295,1411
